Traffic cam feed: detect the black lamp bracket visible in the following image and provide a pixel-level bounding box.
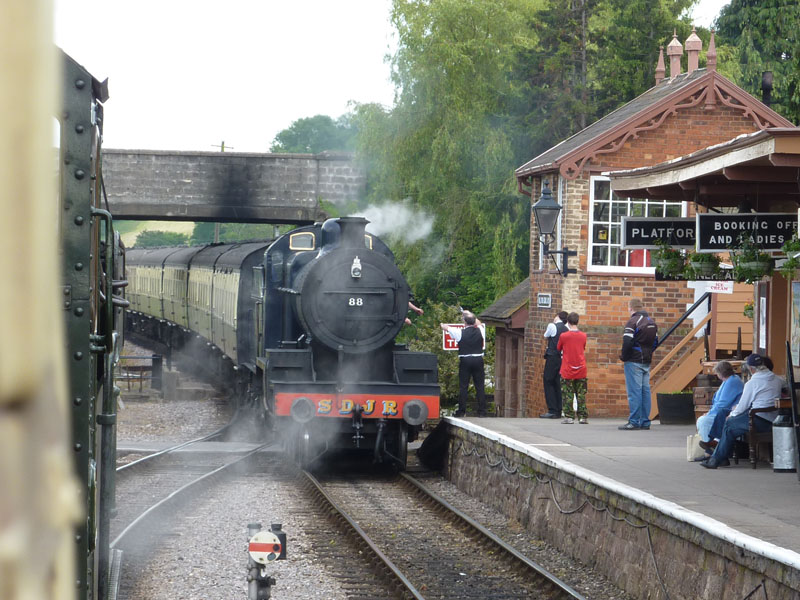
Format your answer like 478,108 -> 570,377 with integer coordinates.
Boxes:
540,235 -> 577,277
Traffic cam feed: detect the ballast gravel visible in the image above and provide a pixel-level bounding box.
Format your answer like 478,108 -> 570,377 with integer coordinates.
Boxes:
115,342 -> 632,599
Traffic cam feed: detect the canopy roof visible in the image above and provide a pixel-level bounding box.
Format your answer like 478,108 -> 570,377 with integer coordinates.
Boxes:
607,128 -> 800,210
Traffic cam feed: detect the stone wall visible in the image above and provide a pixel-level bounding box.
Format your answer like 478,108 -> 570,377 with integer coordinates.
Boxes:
103,149 -> 366,223
444,424 -> 800,599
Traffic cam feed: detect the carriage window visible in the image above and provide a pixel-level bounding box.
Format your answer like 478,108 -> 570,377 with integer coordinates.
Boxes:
252,266 -> 265,300
289,232 -> 315,251
364,234 -> 373,249
588,176 -> 685,273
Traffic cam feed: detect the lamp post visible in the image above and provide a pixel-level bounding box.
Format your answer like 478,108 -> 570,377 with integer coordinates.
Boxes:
532,181 -> 576,277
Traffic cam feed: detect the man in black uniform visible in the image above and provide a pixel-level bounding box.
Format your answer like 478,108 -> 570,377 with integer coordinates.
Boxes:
441,311 -> 486,417
541,311 -> 569,418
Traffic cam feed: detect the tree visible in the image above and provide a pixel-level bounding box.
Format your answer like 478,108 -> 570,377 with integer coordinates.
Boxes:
715,0 -> 800,123
133,230 -> 188,247
270,114 -> 357,153
353,0 -> 540,311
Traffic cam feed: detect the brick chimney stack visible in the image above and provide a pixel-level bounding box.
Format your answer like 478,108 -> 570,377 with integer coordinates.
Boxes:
655,46 -> 666,84
707,30 -> 717,72
685,27 -> 702,73
667,30 -> 683,78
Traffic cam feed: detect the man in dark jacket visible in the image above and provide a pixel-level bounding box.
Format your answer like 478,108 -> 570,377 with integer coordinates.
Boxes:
541,311 -> 569,418
441,311 -> 486,417
619,298 -> 658,430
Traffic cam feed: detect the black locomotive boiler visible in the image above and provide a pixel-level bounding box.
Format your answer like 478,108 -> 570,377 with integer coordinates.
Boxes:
125,216 -> 439,468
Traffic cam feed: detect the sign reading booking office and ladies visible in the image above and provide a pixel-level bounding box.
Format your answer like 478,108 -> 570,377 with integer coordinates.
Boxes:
621,214 -> 798,251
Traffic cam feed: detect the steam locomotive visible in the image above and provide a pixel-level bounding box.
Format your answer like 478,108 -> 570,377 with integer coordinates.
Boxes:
125,216 -> 440,468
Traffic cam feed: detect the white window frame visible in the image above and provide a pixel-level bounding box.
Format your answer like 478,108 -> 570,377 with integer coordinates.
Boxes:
586,175 -> 686,274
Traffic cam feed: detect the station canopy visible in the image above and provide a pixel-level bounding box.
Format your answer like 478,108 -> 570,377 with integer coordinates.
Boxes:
607,127 -> 800,212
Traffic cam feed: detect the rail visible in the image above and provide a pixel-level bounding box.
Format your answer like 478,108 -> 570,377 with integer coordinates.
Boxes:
301,470 -> 585,600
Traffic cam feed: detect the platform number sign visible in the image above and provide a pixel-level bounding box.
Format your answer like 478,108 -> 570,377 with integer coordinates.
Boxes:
442,324 -> 486,351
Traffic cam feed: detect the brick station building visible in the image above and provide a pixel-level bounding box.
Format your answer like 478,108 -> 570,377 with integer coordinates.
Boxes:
512,30 -> 793,418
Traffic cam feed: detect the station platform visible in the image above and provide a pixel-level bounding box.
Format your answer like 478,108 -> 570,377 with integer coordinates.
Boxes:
445,416 -> 800,560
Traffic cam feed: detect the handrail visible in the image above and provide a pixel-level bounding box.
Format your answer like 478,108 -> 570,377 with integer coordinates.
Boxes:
656,291 -> 712,349
650,313 -> 711,379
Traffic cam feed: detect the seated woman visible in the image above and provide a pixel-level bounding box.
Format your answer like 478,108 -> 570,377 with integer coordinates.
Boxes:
696,360 -> 743,448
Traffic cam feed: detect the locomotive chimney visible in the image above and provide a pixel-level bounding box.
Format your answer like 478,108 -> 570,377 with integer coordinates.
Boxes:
336,216 -> 369,248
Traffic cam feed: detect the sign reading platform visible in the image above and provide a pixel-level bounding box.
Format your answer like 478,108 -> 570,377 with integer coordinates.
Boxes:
696,213 -> 797,252
621,217 -> 695,249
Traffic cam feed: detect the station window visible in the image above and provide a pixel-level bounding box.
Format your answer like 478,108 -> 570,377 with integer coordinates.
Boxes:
587,176 -> 684,273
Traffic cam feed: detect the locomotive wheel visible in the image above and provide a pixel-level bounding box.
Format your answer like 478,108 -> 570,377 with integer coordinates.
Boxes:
395,423 -> 409,470
297,427 -> 313,468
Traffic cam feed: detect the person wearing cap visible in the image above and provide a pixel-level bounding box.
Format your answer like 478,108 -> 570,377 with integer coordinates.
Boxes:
701,353 -> 785,469
441,311 -> 486,417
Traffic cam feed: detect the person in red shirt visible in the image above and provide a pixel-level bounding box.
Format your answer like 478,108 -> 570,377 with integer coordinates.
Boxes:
556,312 -> 588,424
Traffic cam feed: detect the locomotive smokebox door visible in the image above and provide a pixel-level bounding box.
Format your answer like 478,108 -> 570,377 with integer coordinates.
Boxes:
293,245 -> 410,353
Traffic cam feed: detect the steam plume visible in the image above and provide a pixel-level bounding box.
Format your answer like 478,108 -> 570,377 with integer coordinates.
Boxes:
356,201 -> 434,244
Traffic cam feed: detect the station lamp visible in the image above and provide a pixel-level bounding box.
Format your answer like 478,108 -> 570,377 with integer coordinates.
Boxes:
532,181 -> 576,277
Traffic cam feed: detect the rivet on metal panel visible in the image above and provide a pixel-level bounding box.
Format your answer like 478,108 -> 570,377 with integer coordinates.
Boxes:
75,124 -> 84,134
74,307 -> 84,316
75,169 -> 85,180
75,79 -> 85,89
74,352 -> 83,361
75,262 -> 83,271
74,397 -> 83,406
74,443 -> 82,451
74,215 -> 84,225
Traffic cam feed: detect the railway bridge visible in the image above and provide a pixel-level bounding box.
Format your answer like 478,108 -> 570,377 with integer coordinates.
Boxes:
102,149 -> 366,224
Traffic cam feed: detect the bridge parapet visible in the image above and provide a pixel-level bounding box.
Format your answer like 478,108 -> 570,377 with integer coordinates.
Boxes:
103,149 -> 365,223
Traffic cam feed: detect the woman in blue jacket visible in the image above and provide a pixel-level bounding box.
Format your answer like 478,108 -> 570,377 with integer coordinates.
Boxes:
696,360 -> 743,445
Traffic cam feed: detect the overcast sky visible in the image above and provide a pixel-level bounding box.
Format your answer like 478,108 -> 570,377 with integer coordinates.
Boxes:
54,0 -> 729,154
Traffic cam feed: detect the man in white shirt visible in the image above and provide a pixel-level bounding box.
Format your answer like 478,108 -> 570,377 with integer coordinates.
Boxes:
701,353 -> 785,469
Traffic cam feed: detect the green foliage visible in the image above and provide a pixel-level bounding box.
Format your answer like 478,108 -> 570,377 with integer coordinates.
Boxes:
715,0 -> 800,124
651,239 -> 685,278
396,301 -> 494,406
270,114 -> 357,153
778,234 -> 800,280
133,230 -> 188,248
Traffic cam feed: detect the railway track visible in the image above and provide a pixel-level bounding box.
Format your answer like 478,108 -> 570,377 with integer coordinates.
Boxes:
304,468 -> 586,600
111,439 -> 277,599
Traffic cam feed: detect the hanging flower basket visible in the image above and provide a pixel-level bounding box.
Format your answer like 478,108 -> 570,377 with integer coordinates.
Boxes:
687,253 -> 721,279
778,235 -> 800,281
743,301 -> 754,320
730,235 -> 774,284
651,240 -> 686,279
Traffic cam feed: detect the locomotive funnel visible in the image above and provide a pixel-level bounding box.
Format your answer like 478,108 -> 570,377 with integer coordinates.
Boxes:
336,216 -> 369,248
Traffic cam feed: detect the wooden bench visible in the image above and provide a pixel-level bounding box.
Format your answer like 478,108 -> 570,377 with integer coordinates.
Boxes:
732,398 -> 789,468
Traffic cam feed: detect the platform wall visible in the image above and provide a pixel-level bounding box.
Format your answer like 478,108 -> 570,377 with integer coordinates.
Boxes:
442,423 -> 800,599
